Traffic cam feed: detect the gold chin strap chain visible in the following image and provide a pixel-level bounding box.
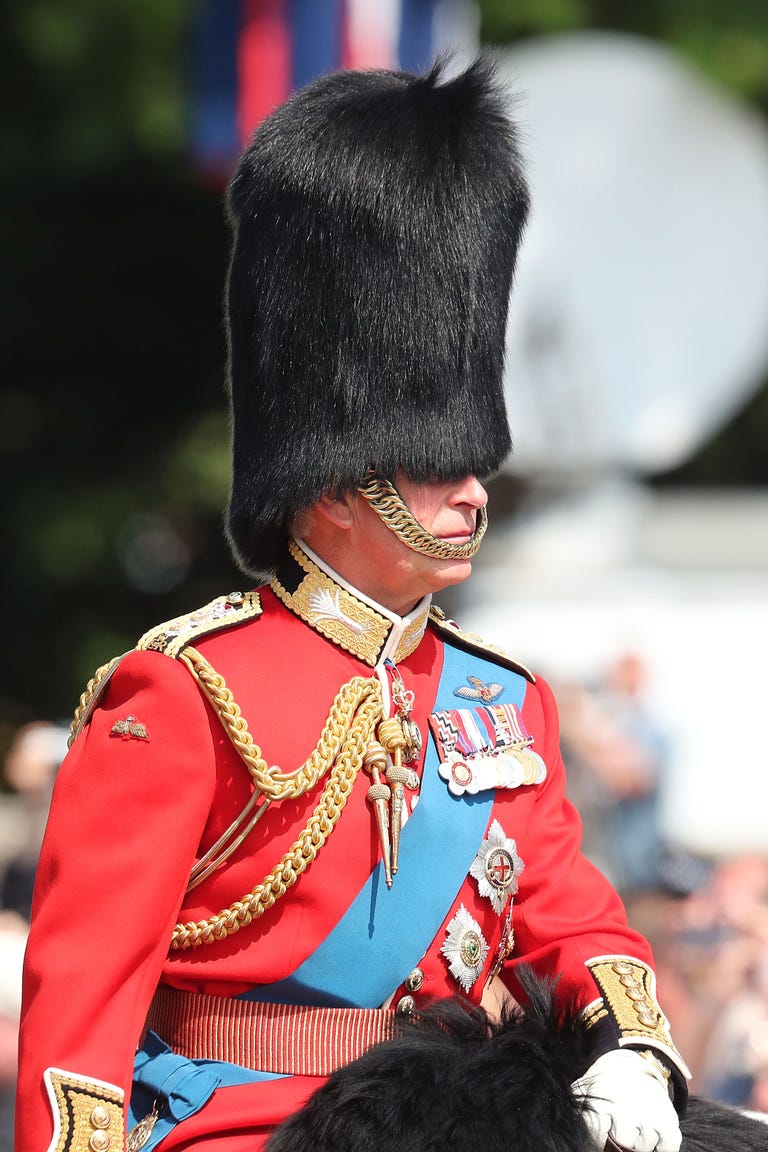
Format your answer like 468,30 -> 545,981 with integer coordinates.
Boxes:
171,646 -> 384,950
357,477 -> 488,560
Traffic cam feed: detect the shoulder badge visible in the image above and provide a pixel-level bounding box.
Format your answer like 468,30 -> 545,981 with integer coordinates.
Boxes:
429,606 -> 535,684
68,591 -> 262,746
136,590 -> 262,658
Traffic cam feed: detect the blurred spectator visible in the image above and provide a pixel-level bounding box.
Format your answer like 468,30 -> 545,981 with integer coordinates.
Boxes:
627,855 -> 768,1110
555,677 -> 619,880
0,721 -> 66,1146
688,858 -> 768,1107
0,912 -> 28,1150
555,659 -> 768,1112
558,653 -> 667,894
1,722 -> 68,921
595,653 -> 667,893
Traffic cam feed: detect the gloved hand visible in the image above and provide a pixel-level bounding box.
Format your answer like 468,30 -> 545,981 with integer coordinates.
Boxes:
571,1049 -> 681,1152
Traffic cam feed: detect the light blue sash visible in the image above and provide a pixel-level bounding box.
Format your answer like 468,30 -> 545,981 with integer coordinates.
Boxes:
130,1030 -> 284,1151
242,644 -> 529,1007
131,645 -> 532,1145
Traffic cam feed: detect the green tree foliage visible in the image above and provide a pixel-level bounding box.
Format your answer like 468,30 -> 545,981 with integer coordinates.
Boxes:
0,1 -> 237,743
1,0 -> 767,743
481,0 -> 768,111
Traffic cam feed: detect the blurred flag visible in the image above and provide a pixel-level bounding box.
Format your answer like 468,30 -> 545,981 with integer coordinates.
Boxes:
190,0 -> 476,178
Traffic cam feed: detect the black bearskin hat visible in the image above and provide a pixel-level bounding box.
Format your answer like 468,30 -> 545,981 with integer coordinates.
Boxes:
225,58 -> 529,577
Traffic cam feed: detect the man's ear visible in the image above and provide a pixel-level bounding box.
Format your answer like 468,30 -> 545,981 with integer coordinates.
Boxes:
312,489 -> 357,530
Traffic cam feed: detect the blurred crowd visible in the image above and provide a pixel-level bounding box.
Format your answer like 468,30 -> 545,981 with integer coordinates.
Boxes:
0,680 -> 766,1134
557,652 -> 768,1110
0,721 -> 68,1147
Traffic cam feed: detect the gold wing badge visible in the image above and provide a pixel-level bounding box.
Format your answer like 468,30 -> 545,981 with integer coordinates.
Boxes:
110,715 -> 150,741
453,675 -> 504,703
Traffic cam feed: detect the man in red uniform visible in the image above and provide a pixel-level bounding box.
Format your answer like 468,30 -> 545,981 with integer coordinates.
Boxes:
17,61 -> 688,1152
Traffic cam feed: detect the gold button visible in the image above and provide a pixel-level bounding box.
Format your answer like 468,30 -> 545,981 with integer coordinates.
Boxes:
620,975 -> 640,989
89,1133 -> 111,1152
227,592 -> 244,605
626,988 -> 647,1002
612,961 -> 635,976
637,1010 -> 660,1027
396,995 -> 415,1016
404,968 -> 424,993
90,1107 -> 111,1129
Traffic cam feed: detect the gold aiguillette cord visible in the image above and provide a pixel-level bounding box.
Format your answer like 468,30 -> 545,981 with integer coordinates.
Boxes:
363,740 -> 393,888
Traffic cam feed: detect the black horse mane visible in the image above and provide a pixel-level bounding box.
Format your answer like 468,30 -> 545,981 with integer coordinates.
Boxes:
266,972 -> 767,1152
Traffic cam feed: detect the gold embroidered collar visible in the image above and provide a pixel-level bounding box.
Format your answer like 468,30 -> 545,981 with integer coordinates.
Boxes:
270,539 -> 431,667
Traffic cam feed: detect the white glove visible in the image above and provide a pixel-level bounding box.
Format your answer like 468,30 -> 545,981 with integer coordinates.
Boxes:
571,1049 -> 681,1152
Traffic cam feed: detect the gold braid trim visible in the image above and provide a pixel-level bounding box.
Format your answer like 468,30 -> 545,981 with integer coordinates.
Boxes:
586,955 -> 692,1080
43,1068 -> 124,1152
68,657 -> 123,748
429,606 -> 536,683
358,478 -> 488,559
170,647 -> 384,950
178,647 -> 381,801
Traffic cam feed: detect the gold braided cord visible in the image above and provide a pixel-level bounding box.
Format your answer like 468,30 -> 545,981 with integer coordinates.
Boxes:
68,657 -> 122,748
171,647 -> 384,950
357,478 -> 488,559
179,647 -> 382,802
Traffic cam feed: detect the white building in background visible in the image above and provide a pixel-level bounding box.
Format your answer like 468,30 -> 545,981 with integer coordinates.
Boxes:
458,483 -> 768,856
460,34 -> 768,858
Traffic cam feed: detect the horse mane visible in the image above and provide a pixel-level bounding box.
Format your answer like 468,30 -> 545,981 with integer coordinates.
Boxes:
267,973 -> 597,1152
266,970 -> 767,1152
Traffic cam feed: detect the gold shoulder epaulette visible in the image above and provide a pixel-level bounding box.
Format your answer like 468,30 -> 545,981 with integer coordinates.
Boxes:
429,605 -> 535,684
68,591 -> 262,747
136,590 -> 262,658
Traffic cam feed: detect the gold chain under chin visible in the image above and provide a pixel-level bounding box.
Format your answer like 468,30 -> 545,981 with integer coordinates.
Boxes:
170,647 -> 384,950
357,477 -> 487,559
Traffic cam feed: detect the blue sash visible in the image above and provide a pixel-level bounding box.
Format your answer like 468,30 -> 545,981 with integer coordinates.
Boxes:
242,643 -> 529,1007
130,1030 -> 284,1151
132,643 -> 532,1144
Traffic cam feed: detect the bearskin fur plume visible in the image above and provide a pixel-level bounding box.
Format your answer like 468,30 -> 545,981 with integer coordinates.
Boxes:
266,974 -> 767,1152
225,58 -> 529,577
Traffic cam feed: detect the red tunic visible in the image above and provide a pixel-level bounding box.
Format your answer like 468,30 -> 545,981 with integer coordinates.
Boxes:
17,549 -> 672,1152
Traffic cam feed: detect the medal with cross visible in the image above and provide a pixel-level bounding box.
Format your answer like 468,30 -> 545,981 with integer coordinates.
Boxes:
469,820 -> 524,916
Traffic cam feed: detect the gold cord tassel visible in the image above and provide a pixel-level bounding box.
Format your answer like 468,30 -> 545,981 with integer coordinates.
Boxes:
377,718 -> 410,876
170,653 -> 383,949
363,741 -> 393,888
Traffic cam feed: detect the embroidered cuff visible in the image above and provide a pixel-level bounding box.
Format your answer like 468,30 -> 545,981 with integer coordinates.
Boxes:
44,1068 -> 124,1152
582,955 -> 691,1113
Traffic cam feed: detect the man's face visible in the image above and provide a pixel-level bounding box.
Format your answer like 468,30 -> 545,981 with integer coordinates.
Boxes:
341,474 -> 488,614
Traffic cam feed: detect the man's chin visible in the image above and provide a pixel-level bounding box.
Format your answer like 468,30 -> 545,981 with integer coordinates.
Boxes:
427,555 -> 475,590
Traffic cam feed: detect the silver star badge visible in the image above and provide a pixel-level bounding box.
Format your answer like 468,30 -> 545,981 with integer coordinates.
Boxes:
440,905 -> 489,992
469,820 -> 524,915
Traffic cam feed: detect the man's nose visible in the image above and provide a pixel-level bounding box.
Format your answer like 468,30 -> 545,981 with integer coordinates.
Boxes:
451,476 -> 488,509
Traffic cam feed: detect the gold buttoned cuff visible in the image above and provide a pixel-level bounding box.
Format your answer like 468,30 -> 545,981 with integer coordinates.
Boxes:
584,955 -> 691,1082
44,1068 -> 125,1152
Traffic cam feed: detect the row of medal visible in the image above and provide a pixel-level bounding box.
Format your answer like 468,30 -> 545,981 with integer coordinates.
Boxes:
364,667 -> 532,993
